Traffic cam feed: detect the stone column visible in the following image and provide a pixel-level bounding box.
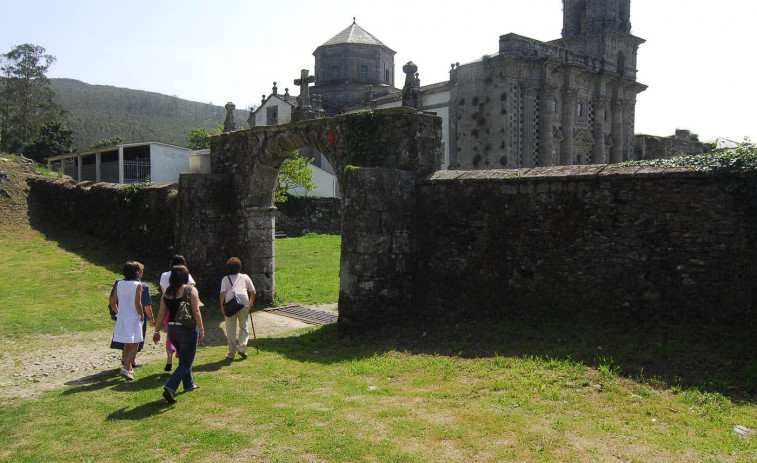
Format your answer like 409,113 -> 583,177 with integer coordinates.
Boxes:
538,84 -> 557,167
592,95 -> 609,164
522,84 -> 537,167
241,206 -> 276,306
622,99 -> 635,161
610,98 -> 625,164
560,88 -> 577,165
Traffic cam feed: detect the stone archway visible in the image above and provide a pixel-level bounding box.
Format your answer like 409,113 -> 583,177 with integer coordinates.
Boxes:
179,108 -> 442,330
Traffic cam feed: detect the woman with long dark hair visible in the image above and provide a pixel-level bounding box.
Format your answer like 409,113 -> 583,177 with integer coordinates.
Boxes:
153,265 -> 204,404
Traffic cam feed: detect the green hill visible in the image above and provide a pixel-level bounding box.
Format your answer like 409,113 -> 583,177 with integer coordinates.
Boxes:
50,78 -> 250,151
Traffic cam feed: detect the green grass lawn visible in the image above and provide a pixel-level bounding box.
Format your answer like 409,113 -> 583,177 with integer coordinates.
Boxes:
0,200 -> 755,461
274,233 -> 341,306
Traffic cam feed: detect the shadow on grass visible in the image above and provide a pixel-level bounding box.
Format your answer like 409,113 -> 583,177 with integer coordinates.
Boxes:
63,370 -> 167,395
106,400 -> 176,420
26,193 -> 166,286
258,311 -> 757,404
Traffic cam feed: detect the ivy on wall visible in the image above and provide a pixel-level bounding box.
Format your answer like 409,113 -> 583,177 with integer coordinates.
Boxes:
343,111 -> 389,169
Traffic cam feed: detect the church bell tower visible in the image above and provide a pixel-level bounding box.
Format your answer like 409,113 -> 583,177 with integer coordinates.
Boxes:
560,0 -> 641,79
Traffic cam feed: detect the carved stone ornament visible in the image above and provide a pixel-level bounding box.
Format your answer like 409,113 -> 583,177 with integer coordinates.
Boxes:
553,128 -> 565,142
249,135 -> 260,154
574,129 -> 595,144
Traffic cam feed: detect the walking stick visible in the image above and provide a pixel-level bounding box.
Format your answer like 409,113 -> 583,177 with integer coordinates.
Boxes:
248,294 -> 259,354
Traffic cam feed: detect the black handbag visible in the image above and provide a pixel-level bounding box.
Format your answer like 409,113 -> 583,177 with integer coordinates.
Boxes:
175,286 -> 196,328
223,275 -> 245,317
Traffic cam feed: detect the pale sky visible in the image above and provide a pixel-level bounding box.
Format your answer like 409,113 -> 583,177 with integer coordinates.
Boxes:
2,0 -> 755,144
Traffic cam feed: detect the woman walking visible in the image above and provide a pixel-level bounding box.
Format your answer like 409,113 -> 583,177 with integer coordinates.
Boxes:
219,257 -> 256,360
153,265 -> 204,404
109,262 -> 144,381
158,255 -> 196,372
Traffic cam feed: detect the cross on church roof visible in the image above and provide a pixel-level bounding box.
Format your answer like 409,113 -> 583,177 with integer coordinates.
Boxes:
294,69 -> 316,104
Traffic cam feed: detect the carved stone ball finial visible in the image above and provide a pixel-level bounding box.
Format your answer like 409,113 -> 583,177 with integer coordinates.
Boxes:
272,82 -> 278,95
402,61 -> 418,76
353,17 -> 356,24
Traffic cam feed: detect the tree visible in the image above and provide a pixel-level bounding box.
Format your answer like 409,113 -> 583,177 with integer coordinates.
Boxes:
187,124 -> 222,150
90,136 -> 123,149
275,151 -> 315,203
21,120 -> 74,162
0,44 -> 65,154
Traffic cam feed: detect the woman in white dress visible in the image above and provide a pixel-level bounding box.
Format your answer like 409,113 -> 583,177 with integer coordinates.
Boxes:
109,261 -> 144,380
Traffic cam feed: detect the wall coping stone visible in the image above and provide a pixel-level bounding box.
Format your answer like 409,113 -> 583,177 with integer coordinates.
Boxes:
420,165 -> 714,185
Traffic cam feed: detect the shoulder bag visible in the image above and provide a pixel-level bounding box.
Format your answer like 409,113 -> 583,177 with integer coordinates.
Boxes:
223,275 -> 245,317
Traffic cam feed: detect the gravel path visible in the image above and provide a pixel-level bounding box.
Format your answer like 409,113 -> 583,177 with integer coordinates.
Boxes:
0,305 -> 336,401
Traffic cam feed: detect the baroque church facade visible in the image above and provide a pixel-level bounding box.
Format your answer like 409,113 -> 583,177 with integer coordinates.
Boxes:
250,0 -> 645,170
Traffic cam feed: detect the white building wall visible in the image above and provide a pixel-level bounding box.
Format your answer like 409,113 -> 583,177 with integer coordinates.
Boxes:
254,97 -> 294,126
149,144 -> 191,182
288,163 -> 339,198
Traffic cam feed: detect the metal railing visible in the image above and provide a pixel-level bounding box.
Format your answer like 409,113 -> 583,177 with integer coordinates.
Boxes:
124,159 -> 150,183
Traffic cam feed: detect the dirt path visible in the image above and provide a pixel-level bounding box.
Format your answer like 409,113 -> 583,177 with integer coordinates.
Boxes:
0,304 -> 336,401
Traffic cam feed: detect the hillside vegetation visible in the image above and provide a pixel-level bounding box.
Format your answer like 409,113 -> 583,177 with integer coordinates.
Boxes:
51,78 -> 250,151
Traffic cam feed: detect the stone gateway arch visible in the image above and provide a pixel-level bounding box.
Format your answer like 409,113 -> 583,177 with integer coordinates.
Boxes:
177,108 -> 443,330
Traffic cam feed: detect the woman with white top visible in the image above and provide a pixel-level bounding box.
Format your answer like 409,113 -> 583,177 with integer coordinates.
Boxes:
109,261 -> 144,381
219,257 -> 256,360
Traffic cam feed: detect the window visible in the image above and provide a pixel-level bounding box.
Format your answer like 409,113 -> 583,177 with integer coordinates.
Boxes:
331,66 -> 339,79
266,106 -> 278,125
617,52 -> 626,76
552,100 -> 558,113
360,65 -> 368,80
385,69 -> 391,83
577,103 -> 583,117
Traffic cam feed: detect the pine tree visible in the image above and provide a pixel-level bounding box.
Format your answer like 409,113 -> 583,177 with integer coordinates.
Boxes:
0,44 -> 65,154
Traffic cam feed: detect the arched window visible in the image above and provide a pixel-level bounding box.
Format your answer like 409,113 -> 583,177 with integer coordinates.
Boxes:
331,66 -> 339,79
360,65 -> 368,80
617,52 -> 626,76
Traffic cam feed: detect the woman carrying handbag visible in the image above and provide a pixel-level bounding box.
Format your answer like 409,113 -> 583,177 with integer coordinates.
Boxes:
219,257 -> 256,360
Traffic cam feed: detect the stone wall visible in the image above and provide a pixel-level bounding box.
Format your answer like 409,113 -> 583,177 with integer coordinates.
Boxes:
634,130 -> 712,160
413,165 -> 757,324
28,177 -> 177,258
275,196 -> 342,237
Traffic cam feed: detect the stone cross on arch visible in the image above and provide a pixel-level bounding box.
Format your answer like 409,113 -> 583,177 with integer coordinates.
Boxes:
294,69 -> 316,107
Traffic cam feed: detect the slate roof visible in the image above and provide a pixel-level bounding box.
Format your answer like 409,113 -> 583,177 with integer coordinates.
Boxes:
319,20 -> 394,53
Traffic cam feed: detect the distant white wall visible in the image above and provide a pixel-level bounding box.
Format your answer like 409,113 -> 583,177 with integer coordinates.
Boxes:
150,144 -> 191,182
254,97 -> 293,126
288,163 -> 339,198
189,149 -> 211,174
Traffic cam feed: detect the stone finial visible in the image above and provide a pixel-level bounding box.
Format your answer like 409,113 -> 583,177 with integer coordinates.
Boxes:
401,61 -> 421,110
449,62 -> 459,83
261,94 -> 266,105
284,88 -> 290,102
272,82 -> 278,96
223,102 -> 236,132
